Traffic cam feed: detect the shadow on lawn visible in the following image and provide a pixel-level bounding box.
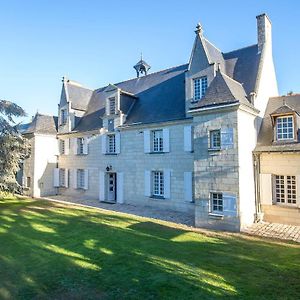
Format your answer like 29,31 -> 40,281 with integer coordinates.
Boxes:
0,198 -> 299,300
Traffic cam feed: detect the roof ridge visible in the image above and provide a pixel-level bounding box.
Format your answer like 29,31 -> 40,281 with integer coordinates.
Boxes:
67,80 -> 93,91
94,63 -> 188,92
223,43 -> 257,56
203,38 -> 222,53
219,70 -> 244,88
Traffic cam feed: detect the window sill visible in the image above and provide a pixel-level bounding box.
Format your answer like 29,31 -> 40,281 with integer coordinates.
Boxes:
149,195 -> 166,200
208,213 -> 224,219
76,154 -> 88,156
208,148 -> 221,152
274,203 -> 298,208
148,151 -> 165,154
105,153 -> 118,155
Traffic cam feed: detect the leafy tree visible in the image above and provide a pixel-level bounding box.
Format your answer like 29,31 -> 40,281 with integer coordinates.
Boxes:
0,99 -> 30,193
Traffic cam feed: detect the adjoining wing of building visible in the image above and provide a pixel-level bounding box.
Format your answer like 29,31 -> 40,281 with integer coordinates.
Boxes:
19,13 -> 300,231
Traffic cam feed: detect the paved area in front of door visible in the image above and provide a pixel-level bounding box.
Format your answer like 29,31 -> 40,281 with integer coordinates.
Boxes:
243,222 -> 300,243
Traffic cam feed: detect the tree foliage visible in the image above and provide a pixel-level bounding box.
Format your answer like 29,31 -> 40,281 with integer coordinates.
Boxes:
0,99 -> 30,193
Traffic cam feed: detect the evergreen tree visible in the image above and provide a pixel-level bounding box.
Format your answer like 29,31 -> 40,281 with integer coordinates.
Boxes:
0,99 -> 30,193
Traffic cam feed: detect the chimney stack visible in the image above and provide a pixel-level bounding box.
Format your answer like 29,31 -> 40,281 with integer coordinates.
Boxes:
256,13 -> 272,53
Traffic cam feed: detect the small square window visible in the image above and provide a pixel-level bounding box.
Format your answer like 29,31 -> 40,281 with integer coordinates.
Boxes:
210,130 -> 221,149
152,130 -> 163,152
211,193 -> 223,213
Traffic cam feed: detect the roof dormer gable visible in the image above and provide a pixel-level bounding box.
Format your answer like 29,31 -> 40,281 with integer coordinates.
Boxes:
270,104 -> 300,143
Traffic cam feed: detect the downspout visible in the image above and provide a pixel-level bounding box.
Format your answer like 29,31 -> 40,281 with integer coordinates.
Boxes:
253,153 -> 262,222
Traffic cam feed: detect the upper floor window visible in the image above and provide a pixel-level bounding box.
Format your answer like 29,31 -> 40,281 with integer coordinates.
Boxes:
109,97 -> 116,115
274,175 -> 296,205
152,130 -> 163,152
61,109 -> 67,125
77,138 -> 84,155
276,116 -> 294,141
107,134 -> 116,154
210,130 -> 221,149
60,140 -> 65,155
193,76 -> 208,101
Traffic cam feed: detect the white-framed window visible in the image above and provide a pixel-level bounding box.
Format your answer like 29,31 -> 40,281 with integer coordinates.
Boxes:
274,175 -> 297,205
61,109 -> 67,125
60,140 -> 65,155
210,130 -> 221,149
109,97 -> 116,115
107,134 -> 116,153
153,171 -> 164,197
276,116 -> 294,141
77,138 -> 84,154
152,130 -> 163,152
59,168 -> 65,187
193,76 -> 208,101
211,192 -> 223,213
77,169 -> 85,189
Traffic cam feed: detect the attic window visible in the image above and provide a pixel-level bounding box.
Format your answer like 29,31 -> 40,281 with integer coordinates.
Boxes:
193,76 -> 208,101
276,116 -> 294,141
109,97 -> 116,115
61,109 -> 67,125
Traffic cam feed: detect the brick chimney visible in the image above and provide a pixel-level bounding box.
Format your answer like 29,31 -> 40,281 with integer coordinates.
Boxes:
256,13 -> 272,53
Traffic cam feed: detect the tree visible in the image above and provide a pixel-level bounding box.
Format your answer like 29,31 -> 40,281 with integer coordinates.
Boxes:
0,99 -> 30,193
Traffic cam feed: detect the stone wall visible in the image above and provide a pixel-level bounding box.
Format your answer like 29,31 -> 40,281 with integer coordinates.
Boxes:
58,120 -> 195,214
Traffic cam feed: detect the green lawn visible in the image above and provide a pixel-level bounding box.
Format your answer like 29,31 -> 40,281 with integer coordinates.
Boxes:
0,197 -> 299,300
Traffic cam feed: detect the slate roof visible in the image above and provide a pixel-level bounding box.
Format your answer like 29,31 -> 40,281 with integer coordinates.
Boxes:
74,64 -> 189,132
191,70 -> 252,110
21,114 -> 58,135
58,34 -> 262,133
255,95 -> 300,152
67,82 -> 93,111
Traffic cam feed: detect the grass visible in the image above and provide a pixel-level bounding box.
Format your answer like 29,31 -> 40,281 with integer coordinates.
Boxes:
0,196 -> 299,300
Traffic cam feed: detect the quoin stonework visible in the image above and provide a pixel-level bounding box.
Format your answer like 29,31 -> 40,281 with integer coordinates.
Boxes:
19,14 -> 300,231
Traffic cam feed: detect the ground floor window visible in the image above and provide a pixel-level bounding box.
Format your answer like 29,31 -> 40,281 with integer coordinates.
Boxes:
153,171 -> 164,197
274,175 -> 297,205
59,169 -> 65,187
211,192 -> 223,213
26,177 -> 31,188
77,169 -> 85,189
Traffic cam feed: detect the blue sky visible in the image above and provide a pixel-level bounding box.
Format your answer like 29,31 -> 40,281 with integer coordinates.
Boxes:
1,0 -> 300,120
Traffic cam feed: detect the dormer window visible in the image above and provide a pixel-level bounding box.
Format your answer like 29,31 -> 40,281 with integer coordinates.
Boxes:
193,76 -> 208,101
276,116 -> 294,141
61,109 -> 67,125
109,97 -> 116,115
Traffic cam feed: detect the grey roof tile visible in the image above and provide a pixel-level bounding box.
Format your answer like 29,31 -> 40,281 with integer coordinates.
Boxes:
21,114 -> 58,135
191,70 -> 251,109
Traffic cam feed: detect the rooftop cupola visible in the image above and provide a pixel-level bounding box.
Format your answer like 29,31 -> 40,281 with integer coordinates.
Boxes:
133,54 -> 151,77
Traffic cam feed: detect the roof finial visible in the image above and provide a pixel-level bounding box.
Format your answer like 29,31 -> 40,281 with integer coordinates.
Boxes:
195,22 -> 203,35
140,52 -> 143,61
283,97 -> 286,106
